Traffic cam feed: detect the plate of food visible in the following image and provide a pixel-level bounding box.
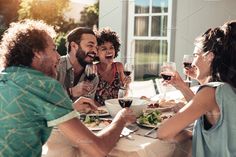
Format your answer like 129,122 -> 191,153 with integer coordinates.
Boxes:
147,99 -> 185,112
137,109 -> 173,128
81,115 -> 112,131
81,106 -> 110,117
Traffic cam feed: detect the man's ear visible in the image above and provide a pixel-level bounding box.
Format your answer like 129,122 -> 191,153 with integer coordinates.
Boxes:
33,50 -> 42,59
70,41 -> 79,51
31,50 -> 42,69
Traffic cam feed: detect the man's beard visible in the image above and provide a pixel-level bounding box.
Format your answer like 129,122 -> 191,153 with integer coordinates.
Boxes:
76,47 -> 89,68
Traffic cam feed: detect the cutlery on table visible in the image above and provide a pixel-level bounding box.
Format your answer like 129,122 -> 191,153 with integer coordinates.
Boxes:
144,126 -> 158,137
120,126 -> 139,140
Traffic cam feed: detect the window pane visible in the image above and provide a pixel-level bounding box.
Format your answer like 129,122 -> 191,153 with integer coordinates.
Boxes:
152,0 -> 168,13
151,16 -> 167,36
134,16 -> 149,36
134,40 -> 168,80
135,0 -> 149,13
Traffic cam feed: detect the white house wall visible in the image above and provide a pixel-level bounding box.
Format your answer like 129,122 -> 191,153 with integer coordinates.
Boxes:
174,0 -> 236,75
99,0 -> 236,74
99,0 -> 128,62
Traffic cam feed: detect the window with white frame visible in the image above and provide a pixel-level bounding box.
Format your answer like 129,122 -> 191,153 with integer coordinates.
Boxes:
127,0 -> 172,80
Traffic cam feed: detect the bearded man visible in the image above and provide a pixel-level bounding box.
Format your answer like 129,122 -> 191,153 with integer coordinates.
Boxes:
57,27 -> 99,101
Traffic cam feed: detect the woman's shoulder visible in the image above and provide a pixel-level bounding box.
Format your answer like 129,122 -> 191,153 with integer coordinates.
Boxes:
113,62 -> 124,71
197,82 -> 223,92
215,82 -> 236,99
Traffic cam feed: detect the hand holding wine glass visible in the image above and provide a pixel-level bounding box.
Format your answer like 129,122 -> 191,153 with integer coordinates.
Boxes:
84,64 -> 97,81
122,62 -> 133,90
182,54 -> 194,83
118,88 -> 133,108
159,62 -> 176,99
160,62 -> 176,81
84,64 -> 98,96
124,62 -> 133,76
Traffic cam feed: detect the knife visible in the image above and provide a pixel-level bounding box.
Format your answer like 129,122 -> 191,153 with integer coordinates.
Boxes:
144,126 -> 158,137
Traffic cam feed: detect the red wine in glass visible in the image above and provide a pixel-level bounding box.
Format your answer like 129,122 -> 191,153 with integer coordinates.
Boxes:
161,74 -> 172,80
118,98 -> 133,108
124,71 -> 131,76
183,62 -> 192,69
85,74 -> 96,81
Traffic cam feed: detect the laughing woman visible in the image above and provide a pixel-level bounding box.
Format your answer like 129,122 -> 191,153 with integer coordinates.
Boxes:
95,28 -> 131,106
157,21 -> 236,157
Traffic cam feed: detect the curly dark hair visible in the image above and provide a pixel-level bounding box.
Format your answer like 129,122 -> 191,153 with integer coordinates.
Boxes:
96,27 -> 121,58
195,20 -> 236,88
0,19 -> 56,68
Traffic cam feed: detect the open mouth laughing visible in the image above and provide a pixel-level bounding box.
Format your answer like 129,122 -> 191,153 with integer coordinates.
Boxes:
105,54 -> 113,59
87,52 -> 96,59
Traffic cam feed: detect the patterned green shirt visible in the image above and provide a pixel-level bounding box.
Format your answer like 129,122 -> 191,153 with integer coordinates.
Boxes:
0,66 -> 78,157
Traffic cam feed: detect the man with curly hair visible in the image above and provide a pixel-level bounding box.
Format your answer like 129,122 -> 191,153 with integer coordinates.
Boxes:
0,19 -> 136,157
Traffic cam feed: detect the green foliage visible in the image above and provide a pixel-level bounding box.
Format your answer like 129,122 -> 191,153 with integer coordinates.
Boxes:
55,33 -> 67,56
18,0 -> 78,32
79,1 -> 99,28
0,28 -> 6,40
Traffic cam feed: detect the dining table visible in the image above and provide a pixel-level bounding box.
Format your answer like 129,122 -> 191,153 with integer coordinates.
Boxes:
42,87 -> 197,157
42,125 -> 192,157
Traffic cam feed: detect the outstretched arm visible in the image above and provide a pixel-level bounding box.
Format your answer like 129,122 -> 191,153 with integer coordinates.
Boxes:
157,87 -> 217,141
58,107 -> 136,157
162,71 -> 195,102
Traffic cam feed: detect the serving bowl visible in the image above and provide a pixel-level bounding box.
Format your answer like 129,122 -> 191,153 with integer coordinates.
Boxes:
105,97 -> 149,117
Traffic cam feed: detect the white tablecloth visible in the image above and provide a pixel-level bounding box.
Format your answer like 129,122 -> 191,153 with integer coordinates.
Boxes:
108,134 -> 175,157
42,128 -> 178,157
42,88 -> 196,157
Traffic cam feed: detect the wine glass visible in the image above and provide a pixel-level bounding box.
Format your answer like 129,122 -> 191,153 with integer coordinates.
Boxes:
84,64 -> 98,96
124,62 -> 133,76
84,64 -> 97,81
160,62 -> 176,81
123,62 -> 134,96
159,62 -> 176,99
182,55 -> 194,84
118,88 -> 133,108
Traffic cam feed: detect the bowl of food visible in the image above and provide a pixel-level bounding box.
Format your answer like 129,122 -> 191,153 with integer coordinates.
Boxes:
105,97 -> 149,117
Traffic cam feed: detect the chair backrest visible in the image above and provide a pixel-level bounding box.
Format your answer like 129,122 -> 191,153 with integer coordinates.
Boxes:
129,80 -> 157,98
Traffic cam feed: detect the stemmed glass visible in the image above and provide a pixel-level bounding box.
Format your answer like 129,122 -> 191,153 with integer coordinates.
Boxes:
84,64 -> 97,81
122,61 -> 134,96
84,64 -> 98,96
124,62 -> 133,77
160,62 -> 176,81
182,54 -> 194,83
118,88 -> 133,108
160,62 -> 176,99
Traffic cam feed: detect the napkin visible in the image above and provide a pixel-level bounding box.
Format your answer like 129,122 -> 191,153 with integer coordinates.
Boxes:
121,125 -> 139,136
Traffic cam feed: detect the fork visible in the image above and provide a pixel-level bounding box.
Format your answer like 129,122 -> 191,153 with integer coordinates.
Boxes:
144,126 -> 158,137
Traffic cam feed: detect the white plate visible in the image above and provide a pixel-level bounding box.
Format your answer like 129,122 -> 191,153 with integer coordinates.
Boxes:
86,112 -> 110,117
147,106 -> 173,112
136,111 -> 174,128
82,118 -> 112,131
147,100 -> 177,112
136,120 -> 160,128
82,106 -> 110,117
86,126 -> 105,131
